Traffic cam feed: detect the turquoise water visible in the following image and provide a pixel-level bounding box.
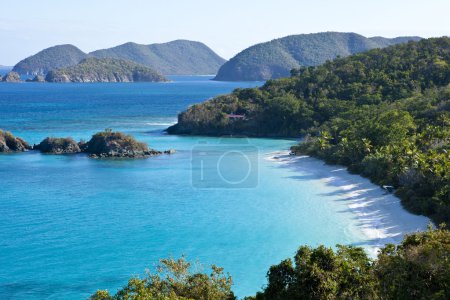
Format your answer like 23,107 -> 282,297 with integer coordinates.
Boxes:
0,76 -> 366,299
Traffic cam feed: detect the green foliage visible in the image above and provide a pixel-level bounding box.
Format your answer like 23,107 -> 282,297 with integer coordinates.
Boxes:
45,57 -> 167,82
214,32 -> 421,81
171,37 -> 450,225
92,229 -> 449,300
250,226 -> 450,300
85,129 -> 149,155
90,256 -> 235,300
254,245 -> 377,300
375,225 -> 450,299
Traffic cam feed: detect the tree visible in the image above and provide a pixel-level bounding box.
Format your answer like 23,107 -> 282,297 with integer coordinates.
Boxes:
91,256 -> 235,300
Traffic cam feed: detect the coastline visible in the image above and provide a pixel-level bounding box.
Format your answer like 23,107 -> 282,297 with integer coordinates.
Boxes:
266,150 -> 430,257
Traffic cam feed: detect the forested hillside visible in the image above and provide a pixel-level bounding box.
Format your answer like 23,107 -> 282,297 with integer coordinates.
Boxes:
45,58 -> 167,82
12,40 -> 226,76
168,37 -> 450,225
214,32 -> 421,81
12,44 -> 88,75
90,40 -> 226,75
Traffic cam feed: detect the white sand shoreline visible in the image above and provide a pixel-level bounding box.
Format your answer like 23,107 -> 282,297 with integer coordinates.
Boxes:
265,150 -> 430,257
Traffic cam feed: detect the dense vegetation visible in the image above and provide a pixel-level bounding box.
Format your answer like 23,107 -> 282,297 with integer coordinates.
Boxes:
12,44 -> 88,75
0,130 -> 31,152
84,129 -> 166,158
214,32 -> 421,81
45,58 -> 167,82
168,37 -> 450,225
248,226 -> 449,300
90,40 -> 226,75
91,227 -> 449,300
91,257 -> 235,300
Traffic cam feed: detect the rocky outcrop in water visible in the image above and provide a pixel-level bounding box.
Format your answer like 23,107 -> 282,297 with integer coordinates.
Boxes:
2,72 -> 21,82
85,130 -> 162,158
26,75 -> 45,82
34,137 -> 81,154
2,129 -> 174,159
0,130 -> 31,152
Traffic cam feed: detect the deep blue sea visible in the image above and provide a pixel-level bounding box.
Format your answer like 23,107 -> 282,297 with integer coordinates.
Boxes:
0,76 -> 366,299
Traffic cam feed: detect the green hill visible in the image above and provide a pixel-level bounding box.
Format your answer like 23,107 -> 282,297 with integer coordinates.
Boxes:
45,58 -> 167,82
12,40 -> 226,76
90,40 -> 226,75
12,44 -> 88,75
168,37 -> 450,225
214,32 -> 421,81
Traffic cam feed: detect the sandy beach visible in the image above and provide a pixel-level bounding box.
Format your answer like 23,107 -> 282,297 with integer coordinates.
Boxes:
266,151 -> 430,257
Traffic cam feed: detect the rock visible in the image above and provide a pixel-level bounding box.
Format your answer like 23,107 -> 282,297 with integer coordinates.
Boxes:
164,149 -> 176,154
2,72 -> 21,82
34,137 -> 81,154
85,130 -> 162,158
26,75 -> 45,82
0,130 -> 31,152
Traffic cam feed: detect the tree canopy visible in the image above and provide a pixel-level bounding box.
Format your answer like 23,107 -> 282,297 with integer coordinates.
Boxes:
169,37 -> 450,225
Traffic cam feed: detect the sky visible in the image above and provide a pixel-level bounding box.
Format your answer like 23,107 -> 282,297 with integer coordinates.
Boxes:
0,0 -> 449,65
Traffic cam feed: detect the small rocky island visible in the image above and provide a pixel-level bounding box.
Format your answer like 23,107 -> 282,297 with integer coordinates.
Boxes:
45,58 -> 168,83
34,137 -> 81,154
1,129 -> 175,158
0,130 -> 31,152
0,71 -> 21,82
83,130 -> 171,158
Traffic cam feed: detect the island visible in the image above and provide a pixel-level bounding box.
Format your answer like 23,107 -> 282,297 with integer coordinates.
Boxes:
34,137 -> 81,154
12,40 -> 226,76
83,129 -> 164,158
31,130 -> 175,158
45,58 -> 168,83
0,130 -> 31,152
1,71 -> 21,82
12,44 -> 88,75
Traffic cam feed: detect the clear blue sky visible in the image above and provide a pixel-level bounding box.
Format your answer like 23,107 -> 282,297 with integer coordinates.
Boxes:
1,0 -> 449,65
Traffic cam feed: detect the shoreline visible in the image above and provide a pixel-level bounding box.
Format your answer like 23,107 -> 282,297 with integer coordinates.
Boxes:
266,150 -> 430,257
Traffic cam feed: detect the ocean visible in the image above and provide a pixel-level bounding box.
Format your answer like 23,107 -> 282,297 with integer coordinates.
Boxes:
0,76 -> 366,299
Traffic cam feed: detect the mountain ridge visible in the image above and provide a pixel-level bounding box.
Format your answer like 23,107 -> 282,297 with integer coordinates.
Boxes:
214,32 -> 422,81
12,40 -> 226,76
12,44 -> 88,75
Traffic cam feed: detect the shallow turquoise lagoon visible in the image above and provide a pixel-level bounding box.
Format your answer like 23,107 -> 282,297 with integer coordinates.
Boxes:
0,76 -> 366,299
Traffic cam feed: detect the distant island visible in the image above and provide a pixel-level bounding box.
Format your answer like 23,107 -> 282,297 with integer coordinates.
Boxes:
168,37 -> 450,227
12,40 -> 226,76
214,32 -> 421,81
12,44 -> 87,75
45,58 -> 167,83
90,40 -> 226,75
